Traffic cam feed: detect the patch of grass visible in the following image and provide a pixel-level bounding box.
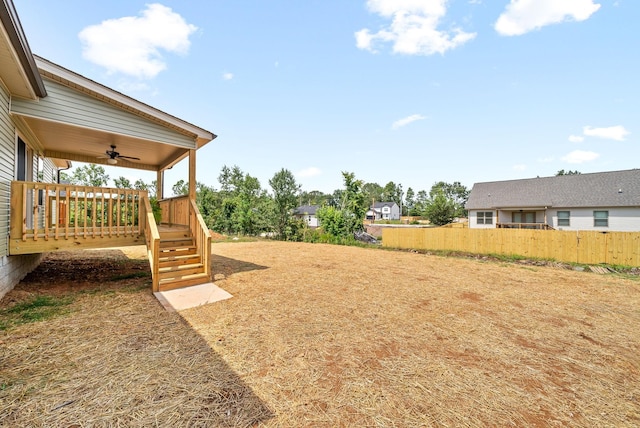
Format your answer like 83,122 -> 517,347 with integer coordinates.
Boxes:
1,295 -> 74,330
109,271 -> 150,281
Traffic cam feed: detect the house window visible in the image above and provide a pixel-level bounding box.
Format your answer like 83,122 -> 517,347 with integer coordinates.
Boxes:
477,211 -> 493,225
557,211 -> 570,227
594,211 -> 608,227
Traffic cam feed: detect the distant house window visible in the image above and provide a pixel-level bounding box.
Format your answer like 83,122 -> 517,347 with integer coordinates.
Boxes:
477,211 -> 493,225
382,207 -> 390,213
557,211 -> 570,227
594,210 -> 608,227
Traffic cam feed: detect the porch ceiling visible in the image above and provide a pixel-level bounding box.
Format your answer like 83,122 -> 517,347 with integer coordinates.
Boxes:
16,114 -> 189,172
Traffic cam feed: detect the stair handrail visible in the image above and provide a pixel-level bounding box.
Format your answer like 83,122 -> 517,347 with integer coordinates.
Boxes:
141,194 -> 161,291
189,199 -> 211,281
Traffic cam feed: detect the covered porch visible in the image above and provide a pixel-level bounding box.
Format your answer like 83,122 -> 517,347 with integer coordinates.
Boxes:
9,57 -> 216,291
494,207 -> 554,230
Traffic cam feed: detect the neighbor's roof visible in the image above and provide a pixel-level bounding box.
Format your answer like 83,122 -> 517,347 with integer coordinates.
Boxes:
372,202 -> 397,208
466,169 -> 640,209
294,205 -> 319,215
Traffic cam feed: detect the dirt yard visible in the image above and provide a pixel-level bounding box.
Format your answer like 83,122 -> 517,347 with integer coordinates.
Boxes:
1,241 -> 640,427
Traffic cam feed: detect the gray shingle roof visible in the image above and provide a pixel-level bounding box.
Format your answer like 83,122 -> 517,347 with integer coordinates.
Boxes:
465,169 -> 640,209
294,205 -> 319,215
372,202 -> 397,208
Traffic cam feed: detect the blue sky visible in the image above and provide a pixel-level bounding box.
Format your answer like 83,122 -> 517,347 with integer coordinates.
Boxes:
15,0 -> 638,195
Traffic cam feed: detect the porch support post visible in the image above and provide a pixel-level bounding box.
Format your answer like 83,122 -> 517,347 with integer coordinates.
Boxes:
188,149 -> 196,201
156,169 -> 164,200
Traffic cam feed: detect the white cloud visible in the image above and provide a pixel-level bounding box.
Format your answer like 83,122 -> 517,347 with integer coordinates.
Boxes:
568,135 -> 584,143
355,0 -> 476,55
79,4 -> 197,79
495,0 -> 601,36
513,164 -> 526,171
583,125 -> 630,141
538,156 -> 555,163
562,150 -> 600,164
296,167 -> 322,178
392,113 -> 426,129
222,72 -> 234,80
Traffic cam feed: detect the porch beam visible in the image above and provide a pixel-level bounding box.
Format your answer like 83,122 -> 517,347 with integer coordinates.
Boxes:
158,149 -> 189,172
156,170 -> 164,200
188,149 -> 196,201
44,150 -> 158,171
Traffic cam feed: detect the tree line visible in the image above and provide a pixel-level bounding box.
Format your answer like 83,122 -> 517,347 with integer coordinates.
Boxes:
61,164 -> 470,242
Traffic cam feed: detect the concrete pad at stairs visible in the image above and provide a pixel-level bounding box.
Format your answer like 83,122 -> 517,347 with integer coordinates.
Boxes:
154,283 -> 232,312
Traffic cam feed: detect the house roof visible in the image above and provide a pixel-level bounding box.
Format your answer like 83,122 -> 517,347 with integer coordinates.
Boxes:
294,205 -> 319,215
372,202 -> 397,208
466,169 -> 640,210
0,0 -> 46,98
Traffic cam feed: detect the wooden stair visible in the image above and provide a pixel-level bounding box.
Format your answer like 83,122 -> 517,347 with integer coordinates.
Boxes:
156,227 -> 210,291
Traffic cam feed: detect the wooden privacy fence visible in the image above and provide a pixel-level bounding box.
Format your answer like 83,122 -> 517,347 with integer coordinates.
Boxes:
382,228 -> 640,266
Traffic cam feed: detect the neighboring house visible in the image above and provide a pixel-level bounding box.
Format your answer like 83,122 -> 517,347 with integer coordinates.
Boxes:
0,0 -> 215,299
465,169 -> 640,232
294,205 -> 320,228
366,202 -> 400,221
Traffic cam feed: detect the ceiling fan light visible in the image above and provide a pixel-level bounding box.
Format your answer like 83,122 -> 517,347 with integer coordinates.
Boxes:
107,158 -> 117,165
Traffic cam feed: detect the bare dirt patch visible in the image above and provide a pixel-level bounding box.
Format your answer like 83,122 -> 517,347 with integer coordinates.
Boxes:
1,241 -> 639,426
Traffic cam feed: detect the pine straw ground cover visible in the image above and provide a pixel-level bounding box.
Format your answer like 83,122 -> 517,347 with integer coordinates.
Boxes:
0,249 -> 272,427
0,243 -> 638,427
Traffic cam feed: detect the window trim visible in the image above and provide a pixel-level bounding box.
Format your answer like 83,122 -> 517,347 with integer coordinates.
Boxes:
594,210 -> 609,227
557,211 -> 570,227
477,211 -> 493,225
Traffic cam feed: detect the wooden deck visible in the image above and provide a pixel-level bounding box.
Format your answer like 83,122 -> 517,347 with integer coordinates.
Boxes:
10,181 -> 211,291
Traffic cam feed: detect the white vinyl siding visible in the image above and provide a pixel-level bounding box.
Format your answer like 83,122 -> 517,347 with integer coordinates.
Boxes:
0,84 -> 14,257
550,208 -> 639,232
10,79 -> 196,149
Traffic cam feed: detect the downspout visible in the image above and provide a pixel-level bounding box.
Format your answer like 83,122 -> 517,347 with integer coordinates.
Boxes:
57,162 -> 71,183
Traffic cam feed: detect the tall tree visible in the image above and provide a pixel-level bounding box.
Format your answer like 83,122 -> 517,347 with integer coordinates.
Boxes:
298,190 -> 330,206
171,179 -> 189,196
317,171 -> 367,237
213,165 -> 270,235
382,181 -> 403,206
428,181 -> 469,217
362,182 -> 384,205
114,176 -> 132,189
404,187 -> 415,216
269,168 -> 301,240
424,191 -> 456,226
412,190 -> 429,216
70,164 -> 109,187
556,169 -> 581,176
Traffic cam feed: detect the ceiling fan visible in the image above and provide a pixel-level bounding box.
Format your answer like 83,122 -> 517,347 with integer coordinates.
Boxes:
98,145 -> 140,165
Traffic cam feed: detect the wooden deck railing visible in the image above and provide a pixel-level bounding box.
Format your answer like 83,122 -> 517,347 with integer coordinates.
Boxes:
189,199 -> 211,281
140,194 -> 161,291
158,195 -> 190,226
497,222 -> 554,230
10,181 -> 145,254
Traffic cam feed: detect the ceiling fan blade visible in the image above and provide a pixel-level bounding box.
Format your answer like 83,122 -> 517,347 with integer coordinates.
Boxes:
117,155 -> 141,161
